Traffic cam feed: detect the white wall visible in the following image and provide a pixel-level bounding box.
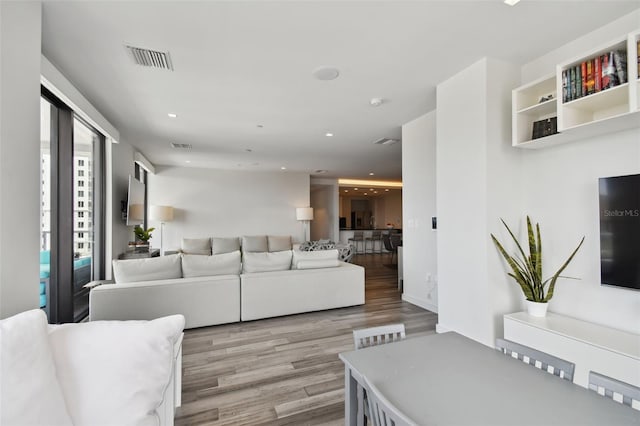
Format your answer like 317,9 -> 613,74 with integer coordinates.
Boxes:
516,12 -> 640,334
401,111 -> 437,312
147,167 -> 310,249
310,178 -> 339,242
0,1 -> 42,318
436,57 -> 522,346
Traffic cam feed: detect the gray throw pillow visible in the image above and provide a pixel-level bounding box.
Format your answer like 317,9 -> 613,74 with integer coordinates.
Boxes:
211,237 -> 241,255
181,238 -> 211,255
268,235 -> 292,252
241,235 -> 268,253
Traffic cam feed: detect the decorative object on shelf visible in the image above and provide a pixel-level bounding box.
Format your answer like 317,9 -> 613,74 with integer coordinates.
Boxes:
538,94 -> 554,103
133,226 -> 155,249
150,205 -> 174,256
491,216 -> 585,317
296,207 -> 314,242
532,117 -> 558,140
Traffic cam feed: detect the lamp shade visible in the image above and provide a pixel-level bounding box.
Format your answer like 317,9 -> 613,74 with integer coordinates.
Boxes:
296,207 -> 314,221
150,205 -> 174,222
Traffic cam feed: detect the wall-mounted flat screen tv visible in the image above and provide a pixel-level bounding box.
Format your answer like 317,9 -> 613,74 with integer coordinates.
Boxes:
126,175 -> 145,226
599,174 -> 640,290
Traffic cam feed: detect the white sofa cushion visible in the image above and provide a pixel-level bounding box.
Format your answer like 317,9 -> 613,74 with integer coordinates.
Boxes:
113,254 -> 182,283
212,237 -> 240,254
182,251 -> 241,277
292,249 -> 339,269
48,315 -> 185,426
0,310 -> 73,426
243,250 -> 292,273
242,235 -> 268,252
268,235 -> 292,252
181,238 -> 211,255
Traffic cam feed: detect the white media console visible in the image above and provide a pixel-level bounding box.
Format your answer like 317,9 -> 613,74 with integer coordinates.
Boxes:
503,312 -> 640,389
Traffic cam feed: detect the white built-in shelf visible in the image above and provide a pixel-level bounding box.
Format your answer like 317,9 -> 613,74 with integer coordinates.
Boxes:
505,312 -> 640,360
512,30 -> 640,148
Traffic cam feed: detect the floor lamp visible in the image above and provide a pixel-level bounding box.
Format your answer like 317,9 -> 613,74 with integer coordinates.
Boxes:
150,205 -> 174,255
296,207 -> 314,242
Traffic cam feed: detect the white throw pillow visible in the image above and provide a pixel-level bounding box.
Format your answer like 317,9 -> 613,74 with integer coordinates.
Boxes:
182,251 -> 241,277
48,315 -> 185,426
292,249 -> 339,269
242,250 -> 292,273
181,238 -> 211,255
113,254 -> 182,283
296,259 -> 340,270
0,309 -> 73,426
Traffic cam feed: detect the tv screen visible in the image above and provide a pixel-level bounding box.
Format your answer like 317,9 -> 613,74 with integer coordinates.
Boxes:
599,174 -> 640,290
126,175 -> 145,226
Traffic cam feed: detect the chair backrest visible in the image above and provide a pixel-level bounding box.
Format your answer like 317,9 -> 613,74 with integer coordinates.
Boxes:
352,231 -> 364,240
389,234 -> 402,248
589,371 -> 640,410
354,324 -> 406,350
371,230 -> 382,239
495,338 -> 575,381
382,234 -> 394,251
363,376 -> 416,426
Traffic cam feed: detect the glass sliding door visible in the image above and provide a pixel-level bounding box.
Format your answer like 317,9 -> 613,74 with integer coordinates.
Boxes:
40,87 -> 105,323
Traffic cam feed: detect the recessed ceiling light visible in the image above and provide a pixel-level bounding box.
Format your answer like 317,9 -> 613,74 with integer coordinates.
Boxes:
364,193 -> 368,195
325,132 -> 334,137
504,0 -> 520,5
185,160 -> 191,163
344,190 -> 348,192
168,113 -> 177,118
369,188 -> 374,191
369,98 -> 383,107
312,66 -> 340,81
280,166 -> 287,170
354,188 -> 358,190
369,172 -> 375,176
385,189 -> 389,192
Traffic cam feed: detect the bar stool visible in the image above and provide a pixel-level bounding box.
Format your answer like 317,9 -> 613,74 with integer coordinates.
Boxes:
348,231 -> 365,254
365,230 -> 383,254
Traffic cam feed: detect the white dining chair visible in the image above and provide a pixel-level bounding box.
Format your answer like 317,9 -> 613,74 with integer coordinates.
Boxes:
353,324 -> 406,350
588,371 -> 640,410
495,338 -> 575,381
363,375 -> 417,426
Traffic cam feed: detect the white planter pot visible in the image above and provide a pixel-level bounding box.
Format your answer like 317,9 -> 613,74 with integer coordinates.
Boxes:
525,300 -> 548,317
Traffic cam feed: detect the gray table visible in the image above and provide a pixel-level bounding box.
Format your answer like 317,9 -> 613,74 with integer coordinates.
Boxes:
339,332 -> 640,426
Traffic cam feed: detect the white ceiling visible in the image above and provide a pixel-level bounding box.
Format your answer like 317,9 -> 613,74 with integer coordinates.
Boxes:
41,1 -> 639,180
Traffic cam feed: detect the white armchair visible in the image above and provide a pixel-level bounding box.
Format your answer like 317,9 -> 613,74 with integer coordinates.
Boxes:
1,309 -> 184,426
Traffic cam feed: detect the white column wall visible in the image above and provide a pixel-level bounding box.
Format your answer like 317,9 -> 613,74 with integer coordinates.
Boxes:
401,111 -> 437,312
0,2 -> 42,318
436,58 -> 521,346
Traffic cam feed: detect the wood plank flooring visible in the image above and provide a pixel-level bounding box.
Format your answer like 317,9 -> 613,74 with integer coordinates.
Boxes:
175,254 -> 438,426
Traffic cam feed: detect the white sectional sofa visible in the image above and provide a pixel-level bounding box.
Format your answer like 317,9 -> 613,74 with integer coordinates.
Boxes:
89,235 -> 365,328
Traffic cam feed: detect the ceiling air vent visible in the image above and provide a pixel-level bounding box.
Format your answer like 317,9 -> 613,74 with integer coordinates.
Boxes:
126,45 -> 174,71
170,142 -> 192,150
373,138 -> 400,146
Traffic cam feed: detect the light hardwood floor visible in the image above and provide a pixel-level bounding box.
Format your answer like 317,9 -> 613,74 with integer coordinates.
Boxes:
175,254 -> 438,426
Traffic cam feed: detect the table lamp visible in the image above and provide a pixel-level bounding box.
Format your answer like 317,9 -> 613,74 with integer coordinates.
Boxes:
150,205 -> 174,255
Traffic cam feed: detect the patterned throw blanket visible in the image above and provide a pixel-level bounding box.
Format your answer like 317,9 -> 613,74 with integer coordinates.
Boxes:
299,240 -> 355,263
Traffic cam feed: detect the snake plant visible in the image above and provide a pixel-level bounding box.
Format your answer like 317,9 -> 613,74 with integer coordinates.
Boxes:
491,216 -> 584,303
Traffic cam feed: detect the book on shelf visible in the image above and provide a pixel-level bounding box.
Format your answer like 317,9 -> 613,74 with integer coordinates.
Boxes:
531,117 -> 558,140
562,49 -> 627,103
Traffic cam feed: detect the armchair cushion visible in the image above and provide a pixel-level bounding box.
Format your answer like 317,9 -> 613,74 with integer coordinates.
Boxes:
182,251 -> 241,277
48,314 -> 185,426
0,310 -> 73,426
112,254 -> 182,283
